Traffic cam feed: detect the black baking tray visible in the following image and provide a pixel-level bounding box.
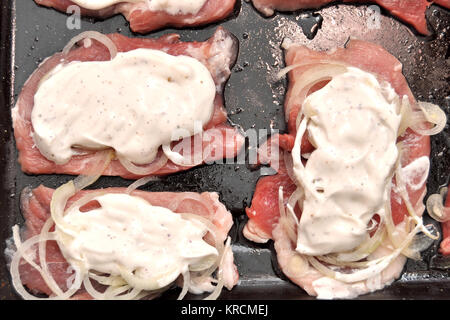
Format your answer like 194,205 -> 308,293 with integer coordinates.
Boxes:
0,0 -> 449,300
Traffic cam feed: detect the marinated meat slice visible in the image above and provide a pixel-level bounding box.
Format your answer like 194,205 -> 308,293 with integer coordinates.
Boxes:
34,0 -> 236,34
245,40 -> 432,298
12,28 -> 245,179
12,185 -> 239,298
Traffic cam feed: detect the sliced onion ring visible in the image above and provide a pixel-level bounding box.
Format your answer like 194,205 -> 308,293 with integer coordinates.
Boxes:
14,156 -> 226,300
169,194 -> 214,218
426,187 -> 450,223
106,285 -> 142,300
126,176 -> 161,194
408,101 -> 447,136
398,96 -> 413,137
62,31 -> 118,60
277,62 -> 347,80
83,276 -> 108,300
88,272 -> 127,287
177,269 -> 191,300
309,222 -> 422,283
162,142 -> 204,167
74,150 -> 114,191
10,231 -> 83,300
280,63 -> 348,122
118,153 -> 168,176
394,151 -> 440,241
12,224 -> 64,297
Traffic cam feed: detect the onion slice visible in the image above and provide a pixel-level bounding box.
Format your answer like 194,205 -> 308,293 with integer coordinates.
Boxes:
277,62 -> 442,288
426,187 -> 450,223
403,100 -> 447,136
74,150 -> 114,191
169,194 -> 215,218
10,231 -> 83,300
83,276 -> 108,300
283,151 -> 297,185
162,142 -> 204,167
203,237 -> 231,301
309,222 -> 422,284
118,153 -> 168,176
51,181 -> 226,299
394,154 -> 439,241
88,272 -> 127,287
126,176 -> 161,194
38,218 -> 66,297
62,31 -> 118,60
177,269 -> 191,300
281,63 -> 348,122
409,224 -> 440,254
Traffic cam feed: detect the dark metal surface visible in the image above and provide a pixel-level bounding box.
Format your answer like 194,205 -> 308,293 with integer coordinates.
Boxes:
0,0 -> 449,300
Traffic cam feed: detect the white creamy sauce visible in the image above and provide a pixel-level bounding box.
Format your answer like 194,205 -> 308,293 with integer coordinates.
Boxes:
71,0 -> 142,10
71,0 -> 208,15
294,67 -> 402,256
31,49 -> 216,165
55,193 -> 218,289
148,0 -> 208,15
